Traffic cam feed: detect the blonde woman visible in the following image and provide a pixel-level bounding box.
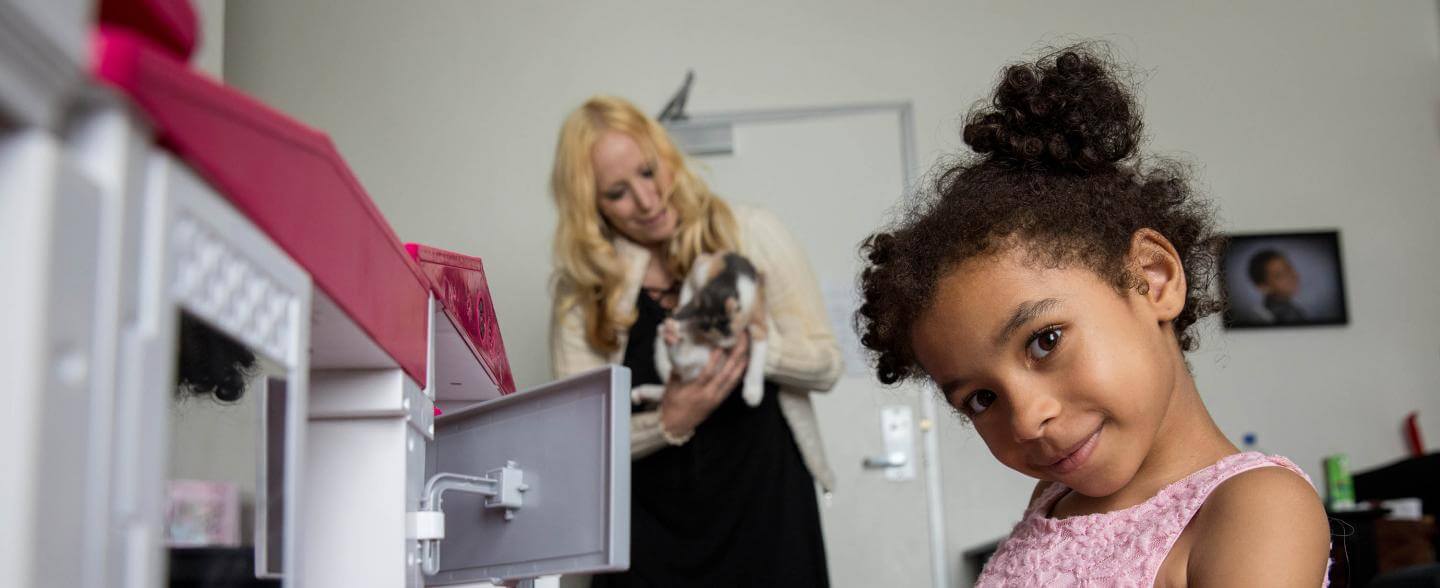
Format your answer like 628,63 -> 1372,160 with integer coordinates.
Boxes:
549,95 -> 841,586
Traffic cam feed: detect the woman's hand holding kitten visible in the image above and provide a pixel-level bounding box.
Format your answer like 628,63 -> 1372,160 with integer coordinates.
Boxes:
659,331 -> 749,437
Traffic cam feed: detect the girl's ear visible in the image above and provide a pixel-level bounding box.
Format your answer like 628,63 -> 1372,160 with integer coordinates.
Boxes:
1128,229 -> 1187,323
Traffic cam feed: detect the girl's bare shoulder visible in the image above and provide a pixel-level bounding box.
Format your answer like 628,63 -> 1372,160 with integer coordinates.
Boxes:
1186,466 -> 1330,586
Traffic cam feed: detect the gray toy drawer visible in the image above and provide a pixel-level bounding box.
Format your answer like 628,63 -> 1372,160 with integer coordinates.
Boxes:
423,366 -> 631,586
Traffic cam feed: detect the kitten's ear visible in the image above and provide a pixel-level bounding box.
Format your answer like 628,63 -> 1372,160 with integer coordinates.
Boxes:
691,253 -> 716,277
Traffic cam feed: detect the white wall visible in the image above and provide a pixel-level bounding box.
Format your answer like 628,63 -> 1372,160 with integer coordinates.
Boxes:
223,1 -> 1440,585
193,0 -> 225,78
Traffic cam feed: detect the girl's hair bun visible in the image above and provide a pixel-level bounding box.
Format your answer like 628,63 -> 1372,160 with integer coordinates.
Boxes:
962,47 -> 1142,172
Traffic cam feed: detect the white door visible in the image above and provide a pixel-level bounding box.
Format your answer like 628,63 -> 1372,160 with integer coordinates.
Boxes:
695,106 -> 943,588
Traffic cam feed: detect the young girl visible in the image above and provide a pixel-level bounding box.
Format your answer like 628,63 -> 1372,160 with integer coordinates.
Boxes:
856,46 -> 1332,586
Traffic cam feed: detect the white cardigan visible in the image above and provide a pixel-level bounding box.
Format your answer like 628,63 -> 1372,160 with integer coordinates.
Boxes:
549,205 -> 842,491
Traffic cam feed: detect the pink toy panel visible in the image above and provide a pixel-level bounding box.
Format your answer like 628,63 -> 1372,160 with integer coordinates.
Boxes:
99,0 -> 199,60
406,243 -> 516,395
92,27 -> 430,384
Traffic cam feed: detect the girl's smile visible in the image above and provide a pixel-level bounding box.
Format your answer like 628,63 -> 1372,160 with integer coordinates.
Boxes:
1039,424 -> 1102,475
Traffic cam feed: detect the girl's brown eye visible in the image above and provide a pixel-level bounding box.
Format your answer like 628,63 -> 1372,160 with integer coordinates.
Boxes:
965,389 -> 997,415
1027,327 -> 1062,359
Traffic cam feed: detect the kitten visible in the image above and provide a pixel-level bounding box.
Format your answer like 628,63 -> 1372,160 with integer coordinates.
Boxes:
635,252 -> 768,407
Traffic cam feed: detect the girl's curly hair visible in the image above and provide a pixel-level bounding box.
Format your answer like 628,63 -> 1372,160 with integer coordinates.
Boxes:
177,313 -> 257,402
856,44 -> 1224,386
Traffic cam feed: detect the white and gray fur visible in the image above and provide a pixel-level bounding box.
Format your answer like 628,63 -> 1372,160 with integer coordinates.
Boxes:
635,252 -> 769,407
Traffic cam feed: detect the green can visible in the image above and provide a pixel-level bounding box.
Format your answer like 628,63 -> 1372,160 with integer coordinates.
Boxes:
1323,454 -> 1355,511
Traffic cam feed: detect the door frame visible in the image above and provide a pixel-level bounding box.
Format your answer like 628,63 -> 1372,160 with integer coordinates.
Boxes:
667,101 -> 948,588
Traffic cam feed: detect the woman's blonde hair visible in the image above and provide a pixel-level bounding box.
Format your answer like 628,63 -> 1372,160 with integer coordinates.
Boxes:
551,95 -> 739,354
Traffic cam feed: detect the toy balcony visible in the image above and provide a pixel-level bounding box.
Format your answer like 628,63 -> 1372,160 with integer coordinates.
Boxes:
0,0 -> 630,586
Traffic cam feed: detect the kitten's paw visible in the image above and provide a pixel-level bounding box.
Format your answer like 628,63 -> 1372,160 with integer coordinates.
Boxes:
632,386 -> 663,405
742,383 -> 763,407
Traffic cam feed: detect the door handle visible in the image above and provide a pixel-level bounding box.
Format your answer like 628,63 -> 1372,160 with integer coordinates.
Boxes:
862,452 -> 908,469
867,405 -> 917,480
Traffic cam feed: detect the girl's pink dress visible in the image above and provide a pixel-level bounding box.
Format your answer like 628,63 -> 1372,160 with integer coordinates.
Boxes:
976,452 -> 1331,587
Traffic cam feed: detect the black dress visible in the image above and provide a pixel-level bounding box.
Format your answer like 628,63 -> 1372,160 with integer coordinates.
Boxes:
592,291 -> 830,588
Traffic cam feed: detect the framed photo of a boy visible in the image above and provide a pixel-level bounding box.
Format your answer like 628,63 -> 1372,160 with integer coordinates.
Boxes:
1220,230 -> 1348,329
